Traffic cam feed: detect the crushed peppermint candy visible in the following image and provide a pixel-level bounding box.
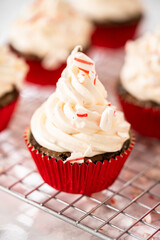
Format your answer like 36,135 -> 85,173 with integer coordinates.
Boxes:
78,71 -> 86,83
86,159 -> 92,163
78,67 -> 89,74
73,52 -> 95,73
77,113 -> 88,118
144,214 -> 152,224
74,57 -> 94,66
64,152 -> 84,163
68,157 -> 84,163
89,71 -> 97,85
100,107 -> 115,132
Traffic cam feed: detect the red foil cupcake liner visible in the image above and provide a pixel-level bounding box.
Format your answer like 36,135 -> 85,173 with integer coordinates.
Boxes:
0,97 -> 19,132
91,20 -> 141,48
118,94 -> 160,138
25,59 -> 66,86
24,127 -> 134,195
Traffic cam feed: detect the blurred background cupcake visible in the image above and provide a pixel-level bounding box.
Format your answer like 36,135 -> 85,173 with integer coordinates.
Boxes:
118,28 -> 160,138
9,0 -> 94,86
67,0 -> 144,48
0,45 -> 28,132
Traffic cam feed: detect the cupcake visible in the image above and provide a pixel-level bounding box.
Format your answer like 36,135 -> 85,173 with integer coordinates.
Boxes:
9,0 -> 94,85
0,46 -> 28,132
67,0 -> 143,48
25,46 -> 134,195
118,29 -> 160,138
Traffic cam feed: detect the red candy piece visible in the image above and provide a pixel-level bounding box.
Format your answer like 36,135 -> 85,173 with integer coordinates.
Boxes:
77,113 -> 88,118
78,67 -> 89,74
94,73 -> 97,85
68,157 -> 84,163
74,57 -> 94,65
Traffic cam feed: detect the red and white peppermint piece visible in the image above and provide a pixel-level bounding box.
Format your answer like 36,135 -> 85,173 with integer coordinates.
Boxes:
144,214 -> 152,224
78,71 -> 86,83
86,159 -> 92,163
74,52 -> 94,73
76,105 -> 88,118
100,107 -> 115,131
77,113 -> 88,118
64,152 -> 84,164
89,71 -> 97,85
68,157 -> 84,164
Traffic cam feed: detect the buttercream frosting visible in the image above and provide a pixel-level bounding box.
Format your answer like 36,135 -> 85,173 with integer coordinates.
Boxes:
9,0 -> 94,70
0,46 -> 28,97
67,0 -> 143,23
31,46 -> 130,163
121,28 -> 160,104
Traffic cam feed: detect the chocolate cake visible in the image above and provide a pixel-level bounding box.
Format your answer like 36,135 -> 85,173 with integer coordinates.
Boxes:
29,131 -> 130,164
9,44 -> 41,61
0,86 -> 19,108
93,13 -> 143,27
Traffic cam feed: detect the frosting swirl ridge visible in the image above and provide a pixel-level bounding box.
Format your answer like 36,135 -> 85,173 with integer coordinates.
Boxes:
31,46 -> 130,162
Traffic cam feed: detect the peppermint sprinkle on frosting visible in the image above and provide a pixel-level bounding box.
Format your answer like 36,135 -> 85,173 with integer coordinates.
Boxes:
31,46 -> 130,163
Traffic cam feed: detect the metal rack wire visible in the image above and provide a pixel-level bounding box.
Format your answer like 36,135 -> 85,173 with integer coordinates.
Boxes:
0,49 -> 160,240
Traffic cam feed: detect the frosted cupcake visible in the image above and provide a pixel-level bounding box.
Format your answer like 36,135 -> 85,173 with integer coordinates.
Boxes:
25,46 -> 134,195
118,29 -> 160,138
0,46 -> 28,132
9,0 -> 94,85
67,0 -> 143,48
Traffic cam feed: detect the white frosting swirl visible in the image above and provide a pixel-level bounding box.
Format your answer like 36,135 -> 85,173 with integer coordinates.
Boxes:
121,28 -> 160,104
9,0 -> 94,70
31,46 -> 130,162
67,0 -> 143,23
0,46 -> 28,97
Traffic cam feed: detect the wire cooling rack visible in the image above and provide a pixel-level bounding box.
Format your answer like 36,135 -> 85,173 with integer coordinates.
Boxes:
0,48 -> 160,240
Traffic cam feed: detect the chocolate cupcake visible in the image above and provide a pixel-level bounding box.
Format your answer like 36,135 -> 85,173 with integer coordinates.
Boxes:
29,131 -> 130,164
118,28 -> 160,138
0,46 -> 28,132
25,46 -> 134,195
9,0 -> 94,85
68,0 -> 143,48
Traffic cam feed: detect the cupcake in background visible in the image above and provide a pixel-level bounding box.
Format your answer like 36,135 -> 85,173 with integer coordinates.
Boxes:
9,0 -> 94,85
118,28 -> 160,138
0,46 -> 28,132
25,46 -> 134,195
67,0 -> 143,48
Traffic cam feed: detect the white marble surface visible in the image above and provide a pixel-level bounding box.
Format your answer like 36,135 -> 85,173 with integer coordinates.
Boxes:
0,1 -> 160,240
